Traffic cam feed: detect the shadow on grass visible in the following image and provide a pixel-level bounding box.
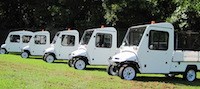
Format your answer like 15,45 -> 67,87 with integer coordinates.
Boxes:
32,57 -> 42,59
27,56 -> 43,60
53,61 -> 67,64
28,57 -> 68,64
85,67 -> 106,72
9,53 -> 21,55
135,76 -> 200,86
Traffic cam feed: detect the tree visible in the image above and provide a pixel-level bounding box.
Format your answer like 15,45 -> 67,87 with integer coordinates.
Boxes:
102,0 -> 176,28
167,0 -> 200,31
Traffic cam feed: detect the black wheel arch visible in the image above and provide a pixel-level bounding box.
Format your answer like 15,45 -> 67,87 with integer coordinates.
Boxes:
24,50 -> 30,55
119,61 -> 140,73
45,52 -> 57,60
73,56 -> 89,65
185,65 -> 197,72
1,48 -> 8,53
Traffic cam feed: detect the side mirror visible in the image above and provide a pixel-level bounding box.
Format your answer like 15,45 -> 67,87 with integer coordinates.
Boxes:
149,45 -> 153,49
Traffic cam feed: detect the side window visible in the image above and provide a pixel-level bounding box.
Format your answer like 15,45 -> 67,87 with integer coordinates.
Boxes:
10,35 -> 20,43
34,35 -> 46,44
149,30 -> 169,50
96,33 -> 112,48
22,35 -> 32,43
61,35 -> 75,46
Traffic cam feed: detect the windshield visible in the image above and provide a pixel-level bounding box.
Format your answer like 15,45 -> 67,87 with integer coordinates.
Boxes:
123,26 -> 146,46
80,30 -> 94,45
52,32 -> 60,44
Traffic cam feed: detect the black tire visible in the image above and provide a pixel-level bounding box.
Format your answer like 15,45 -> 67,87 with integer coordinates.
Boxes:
43,53 -> 47,61
21,51 -> 29,58
74,59 -> 86,70
44,54 -> 55,63
119,64 -> 137,80
0,48 -> 7,54
68,59 -> 74,67
107,65 -> 118,76
183,68 -> 196,82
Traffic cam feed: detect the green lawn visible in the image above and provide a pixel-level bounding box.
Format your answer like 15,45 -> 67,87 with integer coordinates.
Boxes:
0,54 -> 200,89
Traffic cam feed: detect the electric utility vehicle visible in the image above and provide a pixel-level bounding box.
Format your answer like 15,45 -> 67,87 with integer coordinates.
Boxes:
107,22 -> 200,82
0,31 -> 33,54
43,30 -> 79,63
21,31 -> 50,58
69,27 -> 119,70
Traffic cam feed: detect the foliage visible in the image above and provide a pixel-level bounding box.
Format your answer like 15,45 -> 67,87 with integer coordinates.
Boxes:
167,0 -> 200,31
0,0 -> 199,31
102,0 -> 177,27
0,0 -> 105,30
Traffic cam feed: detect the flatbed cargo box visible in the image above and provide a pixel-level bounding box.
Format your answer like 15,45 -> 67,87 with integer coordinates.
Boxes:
173,51 -> 200,62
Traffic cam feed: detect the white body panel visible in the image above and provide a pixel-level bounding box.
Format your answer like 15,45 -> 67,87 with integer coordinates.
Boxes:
71,27 -> 119,65
137,25 -> 174,73
44,30 -> 79,60
1,31 -> 33,53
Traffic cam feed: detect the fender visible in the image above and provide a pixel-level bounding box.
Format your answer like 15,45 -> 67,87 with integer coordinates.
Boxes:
22,45 -> 30,51
1,44 -> 6,49
111,51 -> 138,63
44,46 -> 55,54
70,49 -> 87,59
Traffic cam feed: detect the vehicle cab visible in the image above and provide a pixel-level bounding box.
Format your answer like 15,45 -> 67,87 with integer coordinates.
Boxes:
0,31 -> 33,54
43,30 -> 79,63
21,31 -> 50,58
69,27 -> 118,70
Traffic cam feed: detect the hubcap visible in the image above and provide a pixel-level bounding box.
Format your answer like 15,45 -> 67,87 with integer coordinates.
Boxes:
0,49 -> 6,54
123,67 -> 135,80
187,70 -> 196,81
21,52 -> 28,58
46,55 -> 54,63
75,60 -> 85,70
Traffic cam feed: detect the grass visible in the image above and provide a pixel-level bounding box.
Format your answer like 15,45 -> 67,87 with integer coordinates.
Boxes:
0,54 -> 200,89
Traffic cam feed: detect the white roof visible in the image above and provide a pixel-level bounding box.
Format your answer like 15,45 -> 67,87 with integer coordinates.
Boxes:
130,22 -> 174,29
9,30 -> 33,35
86,27 -> 116,32
34,31 -> 50,34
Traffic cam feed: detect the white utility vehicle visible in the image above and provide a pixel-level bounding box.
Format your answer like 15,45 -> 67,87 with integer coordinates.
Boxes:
69,27 -> 118,70
107,22 -> 200,82
43,30 -> 79,63
0,31 -> 33,54
21,31 -> 50,58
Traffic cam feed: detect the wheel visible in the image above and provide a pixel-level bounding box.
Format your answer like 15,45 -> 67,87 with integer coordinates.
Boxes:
74,59 -> 86,70
21,52 -> 29,58
119,64 -> 136,80
165,74 -> 175,78
107,65 -> 118,76
68,59 -> 74,67
43,53 -> 47,61
183,68 -> 196,82
0,48 -> 7,54
45,54 -> 55,63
